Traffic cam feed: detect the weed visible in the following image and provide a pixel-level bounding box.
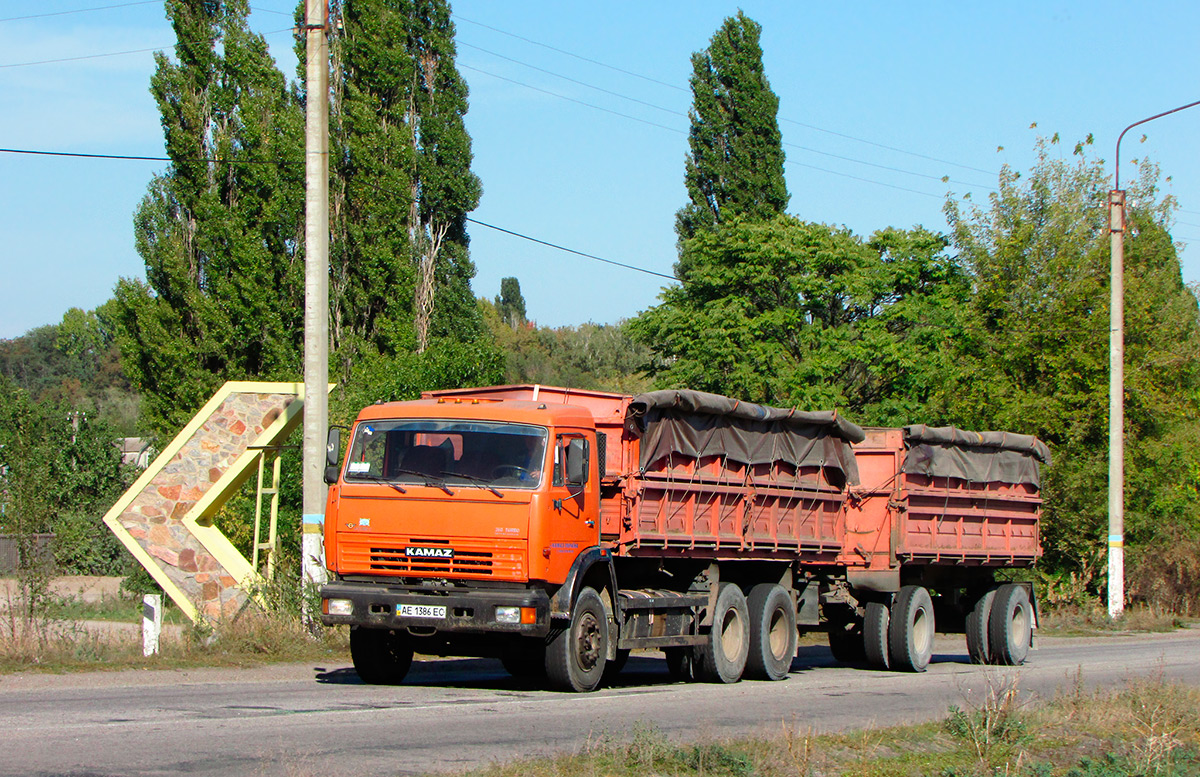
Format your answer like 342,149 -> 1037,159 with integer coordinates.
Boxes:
945,672 -> 1029,769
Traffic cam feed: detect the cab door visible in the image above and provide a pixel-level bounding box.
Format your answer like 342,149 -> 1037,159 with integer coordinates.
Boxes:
543,431 -> 599,581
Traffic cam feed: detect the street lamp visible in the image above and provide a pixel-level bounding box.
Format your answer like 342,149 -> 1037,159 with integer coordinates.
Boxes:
1107,98 -> 1200,620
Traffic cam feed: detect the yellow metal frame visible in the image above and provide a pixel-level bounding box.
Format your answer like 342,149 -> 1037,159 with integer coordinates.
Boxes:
102,381 -> 333,623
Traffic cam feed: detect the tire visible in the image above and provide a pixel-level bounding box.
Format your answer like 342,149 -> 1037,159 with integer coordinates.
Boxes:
745,584 -> 796,681
827,619 -> 866,664
863,600 -> 891,670
664,647 -> 694,681
695,583 -> 750,684
350,627 -> 414,685
545,586 -> 609,692
889,585 -> 936,672
988,584 -> 1032,666
965,589 -> 996,665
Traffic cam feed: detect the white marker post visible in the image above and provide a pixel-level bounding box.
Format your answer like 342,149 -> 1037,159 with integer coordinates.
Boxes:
143,594 -> 162,657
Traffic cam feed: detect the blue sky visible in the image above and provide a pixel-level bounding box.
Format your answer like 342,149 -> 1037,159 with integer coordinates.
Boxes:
3,1 -> 1200,340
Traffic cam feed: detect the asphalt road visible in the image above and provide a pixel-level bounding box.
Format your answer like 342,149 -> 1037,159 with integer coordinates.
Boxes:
2,629 -> 1197,777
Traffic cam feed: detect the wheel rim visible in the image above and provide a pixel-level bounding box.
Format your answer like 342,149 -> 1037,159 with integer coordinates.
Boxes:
575,611 -> 602,671
912,606 -> 933,656
768,607 -> 789,660
1010,602 -> 1030,647
720,608 -> 744,660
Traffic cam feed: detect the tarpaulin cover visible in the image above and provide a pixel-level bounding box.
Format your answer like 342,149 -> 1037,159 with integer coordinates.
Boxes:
901,425 -> 1051,487
625,390 -> 865,485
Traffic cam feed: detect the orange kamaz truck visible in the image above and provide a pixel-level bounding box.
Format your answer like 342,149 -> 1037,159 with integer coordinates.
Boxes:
319,385 -> 1048,691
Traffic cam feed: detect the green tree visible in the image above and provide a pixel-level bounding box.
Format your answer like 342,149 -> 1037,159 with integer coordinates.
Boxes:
631,215 -> 967,415
676,11 -> 788,242
114,0 -> 304,438
494,277 -> 527,327
943,137 -> 1200,582
324,0 -> 482,376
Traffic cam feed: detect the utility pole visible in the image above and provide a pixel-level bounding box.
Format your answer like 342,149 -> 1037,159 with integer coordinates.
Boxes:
1107,97 -> 1200,620
301,0 -> 330,614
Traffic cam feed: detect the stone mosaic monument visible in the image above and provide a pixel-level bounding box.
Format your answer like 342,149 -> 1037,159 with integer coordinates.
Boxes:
103,382 -> 318,623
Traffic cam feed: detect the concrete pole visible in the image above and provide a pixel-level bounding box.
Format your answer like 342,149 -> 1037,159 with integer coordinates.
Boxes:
1107,189 -> 1125,620
302,0 -> 330,612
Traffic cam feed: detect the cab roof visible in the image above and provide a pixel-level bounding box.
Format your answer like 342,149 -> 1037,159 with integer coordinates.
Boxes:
354,397 -> 595,428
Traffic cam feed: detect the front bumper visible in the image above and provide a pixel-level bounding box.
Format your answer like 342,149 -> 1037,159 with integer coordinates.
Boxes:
319,580 -> 551,637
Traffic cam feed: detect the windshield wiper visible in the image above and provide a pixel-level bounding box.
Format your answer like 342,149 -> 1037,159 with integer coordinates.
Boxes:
346,473 -> 407,494
439,470 -> 503,498
390,468 -> 455,495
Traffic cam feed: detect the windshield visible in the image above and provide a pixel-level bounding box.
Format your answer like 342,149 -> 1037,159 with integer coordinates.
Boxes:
344,419 -> 547,489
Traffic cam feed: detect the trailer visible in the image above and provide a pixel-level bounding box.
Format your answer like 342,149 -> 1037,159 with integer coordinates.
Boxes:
319,385 -> 1048,691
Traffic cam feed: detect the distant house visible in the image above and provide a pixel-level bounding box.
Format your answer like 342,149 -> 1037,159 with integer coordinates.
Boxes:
117,437 -> 154,469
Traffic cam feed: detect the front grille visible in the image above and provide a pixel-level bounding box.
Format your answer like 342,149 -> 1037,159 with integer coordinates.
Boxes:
339,536 -> 525,580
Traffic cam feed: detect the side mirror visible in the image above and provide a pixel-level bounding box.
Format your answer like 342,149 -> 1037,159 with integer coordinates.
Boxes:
326,427 -> 341,467
565,438 -> 588,486
323,464 -> 340,485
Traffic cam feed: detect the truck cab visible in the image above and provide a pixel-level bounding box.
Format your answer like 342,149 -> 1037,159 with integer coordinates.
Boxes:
320,395 -> 602,675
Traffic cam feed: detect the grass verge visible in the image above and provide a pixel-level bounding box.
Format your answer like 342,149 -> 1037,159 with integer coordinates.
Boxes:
432,674 -> 1200,777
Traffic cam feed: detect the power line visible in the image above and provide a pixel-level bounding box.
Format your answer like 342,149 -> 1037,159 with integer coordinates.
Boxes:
0,26 -> 294,68
453,13 -> 686,94
0,1 -> 158,23
467,218 -> 676,281
453,13 -> 998,179
0,147 -> 295,165
0,145 -> 676,281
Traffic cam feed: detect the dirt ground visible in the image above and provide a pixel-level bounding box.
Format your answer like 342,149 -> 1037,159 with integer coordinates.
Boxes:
0,575 -> 125,606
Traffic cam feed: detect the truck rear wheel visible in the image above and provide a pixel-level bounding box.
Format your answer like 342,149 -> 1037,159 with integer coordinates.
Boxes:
746,584 -> 796,681
889,585 -> 935,672
545,586 -> 609,692
988,584 -> 1032,666
965,589 -> 996,665
695,583 -> 750,683
350,627 -> 413,685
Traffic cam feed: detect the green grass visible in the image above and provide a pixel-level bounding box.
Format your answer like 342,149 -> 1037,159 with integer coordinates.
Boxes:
418,676 -> 1200,777
39,592 -> 190,625
1038,604 -> 1194,637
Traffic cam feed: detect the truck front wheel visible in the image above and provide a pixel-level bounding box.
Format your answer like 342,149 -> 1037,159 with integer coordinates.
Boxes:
350,627 -> 413,685
545,586 -> 609,692
695,583 -> 750,684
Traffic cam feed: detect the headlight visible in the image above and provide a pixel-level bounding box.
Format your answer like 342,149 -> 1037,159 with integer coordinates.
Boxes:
326,598 -> 353,616
495,606 -> 521,624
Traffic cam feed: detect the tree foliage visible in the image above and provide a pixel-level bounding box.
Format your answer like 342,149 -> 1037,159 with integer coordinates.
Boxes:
480,297 -> 652,395
631,216 -> 967,422
325,0 -> 482,373
494,276 -> 527,327
676,11 -> 788,241
113,0 -> 305,438
943,137 -> 1200,580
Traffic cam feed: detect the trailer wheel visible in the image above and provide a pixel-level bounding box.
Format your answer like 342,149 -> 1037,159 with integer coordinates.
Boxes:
350,627 -> 413,685
889,585 -> 935,672
827,617 -> 866,663
695,583 -> 750,683
863,600 -> 891,670
545,586 -> 609,692
745,584 -> 796,681
965,589 -> 996,665
988,584 -> 1032,666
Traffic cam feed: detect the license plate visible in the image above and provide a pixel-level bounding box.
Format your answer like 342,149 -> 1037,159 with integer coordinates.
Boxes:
397,604 -> 446,619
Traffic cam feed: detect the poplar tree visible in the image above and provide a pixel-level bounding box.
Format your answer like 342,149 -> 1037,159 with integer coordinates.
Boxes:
326,0 -> 482,375
675,11 -> 788,242
114,0 -> 304,436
